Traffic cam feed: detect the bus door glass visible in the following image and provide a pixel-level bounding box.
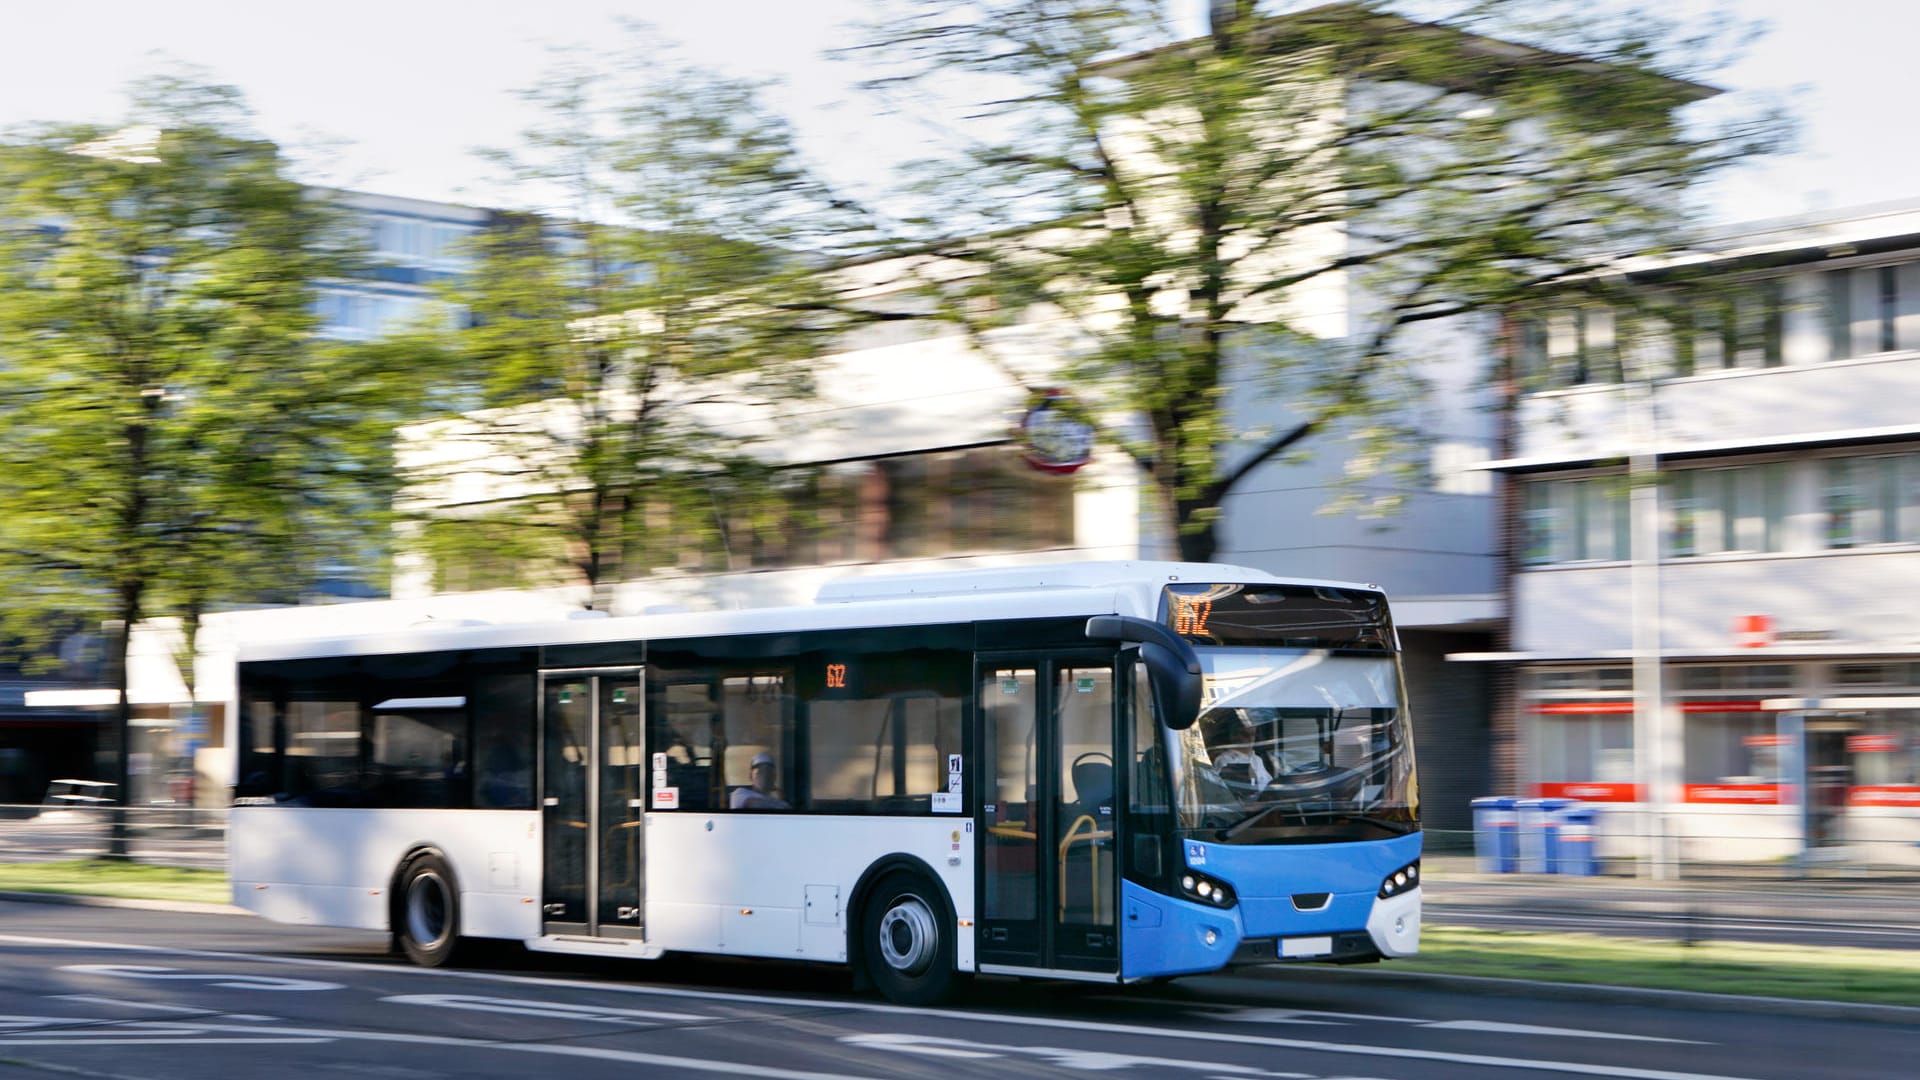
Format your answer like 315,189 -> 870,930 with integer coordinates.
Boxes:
540,668 -> 644,938
977,655 -> 1117,974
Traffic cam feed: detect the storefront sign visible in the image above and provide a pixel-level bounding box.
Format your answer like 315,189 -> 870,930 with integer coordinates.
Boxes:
1846,733 -> 1901,753
1847,786 -> 1920,807
1683,784 -> 1784,804
1533,782 -> 1640,802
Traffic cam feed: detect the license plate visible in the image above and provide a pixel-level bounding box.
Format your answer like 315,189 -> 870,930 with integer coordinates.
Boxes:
1280,936 -> 1333,958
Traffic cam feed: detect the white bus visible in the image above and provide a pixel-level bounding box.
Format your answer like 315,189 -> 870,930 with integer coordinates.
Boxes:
229,561 -> 1421,1003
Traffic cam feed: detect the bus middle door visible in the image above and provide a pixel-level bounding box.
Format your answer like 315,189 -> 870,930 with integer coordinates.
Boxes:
976,654 -> 1119,975
540,667 -> 646,939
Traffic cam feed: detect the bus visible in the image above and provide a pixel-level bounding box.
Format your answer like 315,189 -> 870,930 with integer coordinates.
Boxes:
228,561 -> 1421,1003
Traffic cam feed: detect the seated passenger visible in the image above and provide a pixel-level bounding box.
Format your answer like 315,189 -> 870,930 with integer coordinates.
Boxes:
730,751 -> 790,810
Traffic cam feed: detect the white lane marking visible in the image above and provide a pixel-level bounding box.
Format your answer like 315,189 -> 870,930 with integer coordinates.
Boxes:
1170,1007 -> 1345,1027
0,1015 -> 886,1079
1209,1007 -> 1706,1044
0,933 -> 1776,1080
842,1032 -> 1317,1077
382,993 -> 704,1025
54,994 -> 281,1022
1427,1020 -> 1702,1044
58,963 -> 342,991
0,1038 -> 326,1046
53,995 -> 212,1015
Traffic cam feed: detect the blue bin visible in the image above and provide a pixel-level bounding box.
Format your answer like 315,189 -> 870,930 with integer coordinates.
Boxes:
1521,797 -> 1576,874
1471,796 -> 1520,873
1553,804 -> 1600,876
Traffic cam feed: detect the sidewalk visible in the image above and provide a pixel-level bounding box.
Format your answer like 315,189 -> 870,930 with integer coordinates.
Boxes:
1420,853 -> 1920,930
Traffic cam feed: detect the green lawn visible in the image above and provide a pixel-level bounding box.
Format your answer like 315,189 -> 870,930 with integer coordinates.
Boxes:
1407,924 -> 1920,1008
0,859 -> 230,905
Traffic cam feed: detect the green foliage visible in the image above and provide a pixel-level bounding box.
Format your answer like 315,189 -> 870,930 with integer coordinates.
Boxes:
0,858 -> 229,905
410,32 -> 882,607
0,79 -> 428,687
852,0 -> 1789,560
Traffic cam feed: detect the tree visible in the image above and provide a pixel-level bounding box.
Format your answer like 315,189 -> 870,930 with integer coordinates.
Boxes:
407,35 -> 884,610
851,0 -> 1787,561
0,78 -> 429,821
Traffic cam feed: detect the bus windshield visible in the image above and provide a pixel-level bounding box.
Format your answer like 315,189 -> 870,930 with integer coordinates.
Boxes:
1170,649 -> 1417,844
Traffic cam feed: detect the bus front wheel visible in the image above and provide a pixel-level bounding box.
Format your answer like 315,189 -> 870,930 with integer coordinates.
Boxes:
860,870 -> 955,1006
396,853 -> 461,967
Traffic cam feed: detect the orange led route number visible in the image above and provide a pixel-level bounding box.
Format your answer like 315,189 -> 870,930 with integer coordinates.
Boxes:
826,663 -> 848,689
1172,596 -> 1212,636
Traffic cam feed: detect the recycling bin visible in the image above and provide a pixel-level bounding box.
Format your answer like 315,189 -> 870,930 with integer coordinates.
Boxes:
1471,796 -> 1520,873
1553,803 -> 1601,876
1519,797 -> 1575,873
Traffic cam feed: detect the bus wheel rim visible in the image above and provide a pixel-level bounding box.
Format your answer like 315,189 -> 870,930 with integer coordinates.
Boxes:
877,894 -> 937,975
406,871 -> 451,948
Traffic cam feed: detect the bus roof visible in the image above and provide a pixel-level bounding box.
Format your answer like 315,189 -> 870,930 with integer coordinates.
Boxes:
236,560 -> 1384,664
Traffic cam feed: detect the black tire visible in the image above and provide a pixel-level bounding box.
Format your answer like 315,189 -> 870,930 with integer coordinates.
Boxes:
396,853 -> 461,967
860,870 -> 956,1006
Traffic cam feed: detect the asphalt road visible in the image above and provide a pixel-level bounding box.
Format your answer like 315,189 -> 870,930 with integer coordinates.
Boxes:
0,901 -> 1910,1080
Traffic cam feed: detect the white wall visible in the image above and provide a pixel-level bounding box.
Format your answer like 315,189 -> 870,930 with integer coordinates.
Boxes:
1514,549 -> 1920,654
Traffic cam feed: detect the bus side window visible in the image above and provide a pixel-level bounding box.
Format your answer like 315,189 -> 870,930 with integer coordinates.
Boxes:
472,671 -> 535,809
650,675 -> 721,810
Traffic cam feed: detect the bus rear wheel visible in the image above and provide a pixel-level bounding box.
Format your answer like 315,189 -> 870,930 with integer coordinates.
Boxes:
396,853 -> 461,967
861,870 -> 955,1006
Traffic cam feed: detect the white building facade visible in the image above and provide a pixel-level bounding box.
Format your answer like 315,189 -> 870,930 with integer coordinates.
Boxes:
1470,199 -> 1920,867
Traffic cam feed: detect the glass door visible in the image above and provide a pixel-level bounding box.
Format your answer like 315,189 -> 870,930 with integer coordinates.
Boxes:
540,668 -> 644,938
976,654 -> 1117,973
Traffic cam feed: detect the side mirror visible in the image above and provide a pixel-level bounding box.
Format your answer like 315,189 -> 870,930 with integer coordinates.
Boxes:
1084,615 -> 1205,731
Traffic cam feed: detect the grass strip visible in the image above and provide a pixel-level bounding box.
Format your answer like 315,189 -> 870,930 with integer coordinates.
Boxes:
0,859 -> 230,906
1410,925 -> 1920,1008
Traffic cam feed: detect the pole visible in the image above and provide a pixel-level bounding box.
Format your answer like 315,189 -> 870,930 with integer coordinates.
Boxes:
1628,378 -> 1671,880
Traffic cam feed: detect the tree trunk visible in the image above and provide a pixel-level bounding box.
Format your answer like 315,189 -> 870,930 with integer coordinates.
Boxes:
106,586 -> 140,860
1175,521 -> 1220,564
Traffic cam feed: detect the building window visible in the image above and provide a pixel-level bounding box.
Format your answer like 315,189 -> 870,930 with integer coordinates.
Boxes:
1688,283 -> 1783,373
1519,477 -> 1627,564
1880,266 -> 1899,353
1512,307 -> 1615,388
1851,711 -> 1920,789
1823,452 -> 1920,549
1674,665 -> 1795,692
1682,712 -> 1785,786
1532,711 -> 1635,786
1833,662 -> 1920,688
1826,269 -> 1853,360
1830,262 -> 1917,358
1666,463 -> 1785,557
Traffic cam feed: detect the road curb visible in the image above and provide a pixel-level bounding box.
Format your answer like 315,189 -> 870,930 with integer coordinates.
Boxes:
0,888 -> 246,916
1235,961 -> 1920,1026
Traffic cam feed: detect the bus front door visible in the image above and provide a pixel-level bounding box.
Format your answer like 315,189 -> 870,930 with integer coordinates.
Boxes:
540,668 -> 646,939
977,656 -> 1119,975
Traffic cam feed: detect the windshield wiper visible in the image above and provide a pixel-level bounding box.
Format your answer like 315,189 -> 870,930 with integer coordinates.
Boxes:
1219,805 -> 1413,841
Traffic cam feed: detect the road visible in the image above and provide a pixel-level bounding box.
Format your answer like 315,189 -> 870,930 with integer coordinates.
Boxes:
0,901 -> 1909,1079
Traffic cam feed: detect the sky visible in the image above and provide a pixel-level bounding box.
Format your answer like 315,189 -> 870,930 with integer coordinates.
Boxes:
0,0 -> 1908,227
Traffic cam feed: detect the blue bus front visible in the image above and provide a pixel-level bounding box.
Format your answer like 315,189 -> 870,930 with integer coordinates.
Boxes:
1119,582 -> 1421,980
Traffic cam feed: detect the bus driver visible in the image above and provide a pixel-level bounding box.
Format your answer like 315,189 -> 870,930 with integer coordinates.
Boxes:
730,751 -> 790,810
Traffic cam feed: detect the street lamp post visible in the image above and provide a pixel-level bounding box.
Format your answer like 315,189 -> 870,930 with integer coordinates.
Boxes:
1628,376 -> 1673,880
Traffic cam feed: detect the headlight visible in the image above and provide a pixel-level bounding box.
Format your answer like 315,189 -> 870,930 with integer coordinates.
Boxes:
1377,859 -> 1421,900
1179,870 -> 1237,908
